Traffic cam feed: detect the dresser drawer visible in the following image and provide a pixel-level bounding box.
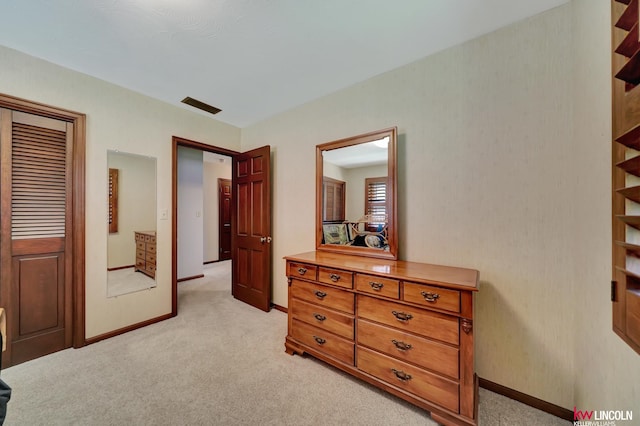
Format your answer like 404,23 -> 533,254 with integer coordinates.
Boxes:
404,282 -> 460,313
355,274 -> 399,299
146,243 -> 157,254
136,249 -> 145,260
288,262 -> 317,280
318,267 -> 353,289
357,295 -> 459,345
357,347 -> 459,413
145,234 -> 156,244
291,279 -> 355,314
136,241 -> 145,251
146,252 -> 156,263
357,319 -> 459,379
292,319 -> 354,365
291,298 -> 354,339
135,258 -> 146,269
147,263 -> 156,273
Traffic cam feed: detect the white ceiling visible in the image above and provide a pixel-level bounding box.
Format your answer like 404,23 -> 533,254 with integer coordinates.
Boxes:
0,0 -> 568,128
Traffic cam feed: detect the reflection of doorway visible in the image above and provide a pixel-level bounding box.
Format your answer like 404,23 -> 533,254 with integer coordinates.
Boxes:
218,178 -> 231,261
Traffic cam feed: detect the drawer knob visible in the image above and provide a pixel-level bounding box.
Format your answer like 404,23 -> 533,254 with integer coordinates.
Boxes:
313,313 -> 327,322
391,339 -> 412,351
313,335 -> 326,345
314,290 -> 327,299
421,291 -> 440,302
369,281 -> 384,291
297,267 -> 307,275
329,273 -> 341,282
391,368 -> 412,382
392,310 -> 413,322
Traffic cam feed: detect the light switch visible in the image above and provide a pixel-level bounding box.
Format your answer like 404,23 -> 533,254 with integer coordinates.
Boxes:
196,210 -> 201,218
160,209 -> 168,220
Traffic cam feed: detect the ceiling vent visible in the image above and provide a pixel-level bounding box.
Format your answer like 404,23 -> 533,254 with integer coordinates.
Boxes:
181,97 -> 222,115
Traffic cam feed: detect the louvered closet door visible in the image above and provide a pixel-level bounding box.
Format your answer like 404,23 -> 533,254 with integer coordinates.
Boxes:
0,109 -> 73,365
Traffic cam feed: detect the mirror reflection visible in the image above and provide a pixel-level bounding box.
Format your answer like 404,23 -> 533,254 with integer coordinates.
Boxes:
107,150 -> 157,297
317,127 -> 397,259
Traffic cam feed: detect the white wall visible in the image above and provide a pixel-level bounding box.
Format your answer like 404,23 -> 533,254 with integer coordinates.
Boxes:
177,147 -> 204,279
0,44 -> 241,338
240,2 -> 637,410
107,152 -> 156,269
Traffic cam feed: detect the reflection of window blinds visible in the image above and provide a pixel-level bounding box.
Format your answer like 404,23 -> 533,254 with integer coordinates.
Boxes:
108,168 -> 118,233
12,122 -> 67,239
366,178 -> 387,218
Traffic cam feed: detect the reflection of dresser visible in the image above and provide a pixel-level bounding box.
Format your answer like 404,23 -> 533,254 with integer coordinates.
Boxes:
284,251 -> 479,426
134,231 -> 156,279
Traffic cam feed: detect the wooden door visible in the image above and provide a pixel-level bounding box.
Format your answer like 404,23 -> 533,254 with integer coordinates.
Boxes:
231,146 -> 271,311
0,109 -> 74,366
218,178 -> 231,261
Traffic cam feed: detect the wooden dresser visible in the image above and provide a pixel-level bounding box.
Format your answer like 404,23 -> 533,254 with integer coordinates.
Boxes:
284,251 -> 479,426
134,231 -> 156,279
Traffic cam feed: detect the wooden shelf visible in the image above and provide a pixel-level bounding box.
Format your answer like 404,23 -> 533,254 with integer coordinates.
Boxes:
617,185 -> 640,203
616,123 -> 640,149
616,23 -> 640,57
616,155 -> 640,176
617,214 -> 640,230
615,0 -> 638,31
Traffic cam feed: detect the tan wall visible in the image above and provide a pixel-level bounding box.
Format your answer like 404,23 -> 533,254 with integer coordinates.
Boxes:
0,44 -> 241,338
241,2 -> 640,410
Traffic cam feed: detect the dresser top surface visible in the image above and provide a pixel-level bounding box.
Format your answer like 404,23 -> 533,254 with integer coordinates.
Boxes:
284,251 -> 479,291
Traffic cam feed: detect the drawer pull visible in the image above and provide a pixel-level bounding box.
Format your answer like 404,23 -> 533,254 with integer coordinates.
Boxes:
314,290 -> 327,299
391,368 -> 412,382
329,273 -> 341,282
297,267 -> 307,275
313,313 -> 327,322
313,335 -> 326,345
369,281 -> 384,291
391,310 -> 413,322
391,340 -> 412,351
421,291 -> 440,302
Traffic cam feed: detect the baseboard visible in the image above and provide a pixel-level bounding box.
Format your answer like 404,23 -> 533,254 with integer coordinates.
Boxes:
107,265 -> 135,271
85,313 -> 173,345
203,259 -> 230,265
177,274 -> 205,282
478,377 -> 573,421
272,304 -> 287,313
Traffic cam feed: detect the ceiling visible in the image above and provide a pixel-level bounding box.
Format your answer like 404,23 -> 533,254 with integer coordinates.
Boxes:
0,0 -> 568,128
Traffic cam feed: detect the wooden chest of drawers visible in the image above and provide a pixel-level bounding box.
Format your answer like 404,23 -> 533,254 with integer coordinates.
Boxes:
284,251 -> 479,426
134,231 -> 156,279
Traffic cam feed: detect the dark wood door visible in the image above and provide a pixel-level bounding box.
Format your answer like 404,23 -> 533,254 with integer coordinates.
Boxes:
218,178 -> 231,261
0,109 -> 73,366
231,146 -> 271,312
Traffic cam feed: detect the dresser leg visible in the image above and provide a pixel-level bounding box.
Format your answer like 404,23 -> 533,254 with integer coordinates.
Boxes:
285,337 -> 305,356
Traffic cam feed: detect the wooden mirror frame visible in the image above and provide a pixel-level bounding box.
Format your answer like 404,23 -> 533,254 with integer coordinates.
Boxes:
316,127 -> 398,260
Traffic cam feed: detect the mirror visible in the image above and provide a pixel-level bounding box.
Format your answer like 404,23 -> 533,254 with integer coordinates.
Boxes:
316,127 -> 397,260
107,150 -> 157,297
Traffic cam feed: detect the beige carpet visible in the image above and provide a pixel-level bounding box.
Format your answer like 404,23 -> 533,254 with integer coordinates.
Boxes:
1,261 -> 569,425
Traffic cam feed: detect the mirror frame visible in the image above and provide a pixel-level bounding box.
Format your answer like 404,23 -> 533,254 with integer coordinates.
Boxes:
316,127 -> 398,260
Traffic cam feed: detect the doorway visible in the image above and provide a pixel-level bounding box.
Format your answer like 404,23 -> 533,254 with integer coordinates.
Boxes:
0,94 -> 86,368
171,137 -> 272,315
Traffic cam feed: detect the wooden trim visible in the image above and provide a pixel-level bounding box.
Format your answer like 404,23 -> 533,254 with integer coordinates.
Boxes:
171,136 -> 240,316
272,304 -> 287,313
107,265 -> 135,272
177,274 -> 205,282
478,377 -> 573,421
0,94 -> 86,356
85,313 -> 172,345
